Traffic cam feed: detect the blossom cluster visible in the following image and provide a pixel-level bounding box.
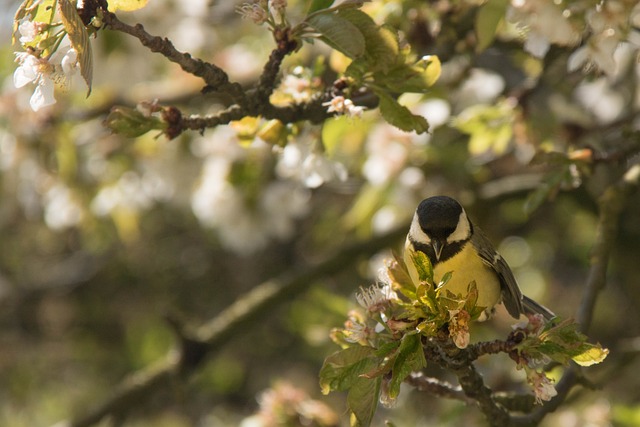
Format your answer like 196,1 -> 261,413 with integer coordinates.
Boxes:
12,8 -> 83,112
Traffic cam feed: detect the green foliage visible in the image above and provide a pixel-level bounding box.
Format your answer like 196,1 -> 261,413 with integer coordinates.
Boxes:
475,0 -> 509,52
104,106 -> 168,137
299,3 -> 441,133
306,13 -> 366,59
453,100 -> 515,156
515,318 -> 609,367
377,92 -> 430,133
321,252 -> 609,426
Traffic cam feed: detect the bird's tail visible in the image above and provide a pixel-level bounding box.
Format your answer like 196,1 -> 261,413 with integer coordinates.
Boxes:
522,295 -> 555,321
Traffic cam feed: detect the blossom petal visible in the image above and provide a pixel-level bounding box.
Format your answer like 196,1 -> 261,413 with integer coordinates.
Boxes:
30,78 -> 56,111
14,65 -> 36,88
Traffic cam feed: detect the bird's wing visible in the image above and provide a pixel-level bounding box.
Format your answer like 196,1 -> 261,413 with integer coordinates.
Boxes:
471,227 -> 524,318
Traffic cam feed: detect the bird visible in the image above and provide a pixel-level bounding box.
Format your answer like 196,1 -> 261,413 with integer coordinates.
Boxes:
404,195 -> 554,320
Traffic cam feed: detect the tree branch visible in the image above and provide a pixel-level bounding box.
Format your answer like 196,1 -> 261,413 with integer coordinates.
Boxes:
405,373 -> 470,402
55,226 -> 406,427
102,11 -> 243,100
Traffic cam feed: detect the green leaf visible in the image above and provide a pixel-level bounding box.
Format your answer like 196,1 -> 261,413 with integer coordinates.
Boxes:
339,9 -> 399,73
308,0 -> 335,14
437,271 -> 453,289
319,346 -> 376,394
104,106 -> 167,138
58,0 -> 93,94
387,252 -> 417,299
377,92 -> 430,134
348,376 -> 381,427
475,0 -> 509,52
389,334 -> 426,398
374,55 -> 442,93
307,13 -> 366,59
572,344 -> 609,366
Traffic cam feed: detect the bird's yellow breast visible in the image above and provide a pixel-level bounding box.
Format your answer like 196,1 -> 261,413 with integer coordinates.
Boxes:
404,240 -> 502,311
434,243 -> 501,310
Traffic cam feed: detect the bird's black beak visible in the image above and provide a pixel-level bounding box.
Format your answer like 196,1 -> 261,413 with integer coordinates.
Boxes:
432,238 -> 445,261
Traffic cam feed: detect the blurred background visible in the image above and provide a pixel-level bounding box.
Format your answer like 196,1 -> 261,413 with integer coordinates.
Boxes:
1,0 -> 640,426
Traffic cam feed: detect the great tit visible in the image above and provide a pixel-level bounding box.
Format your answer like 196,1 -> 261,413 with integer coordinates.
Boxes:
404,196 -> 554,320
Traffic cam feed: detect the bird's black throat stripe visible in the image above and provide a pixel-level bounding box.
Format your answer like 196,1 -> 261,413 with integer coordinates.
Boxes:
410,238 -> 468,266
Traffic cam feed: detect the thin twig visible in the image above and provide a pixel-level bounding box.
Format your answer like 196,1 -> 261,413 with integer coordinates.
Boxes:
102,11 -> 243,99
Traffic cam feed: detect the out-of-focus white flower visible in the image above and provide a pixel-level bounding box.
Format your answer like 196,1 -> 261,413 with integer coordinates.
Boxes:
276,141 -> 348,189
508,0 -> 580,58
191,137 -> 311,253
44,184 -> 83,230
455,68 -> 505,107
91,172 -> 154,217
301,152 -> 347,188
575,77 -> 624,124
260,180 -> 310,238
415,98 -> 451,129
362,124 -> 417,185
323,96 -> 365,118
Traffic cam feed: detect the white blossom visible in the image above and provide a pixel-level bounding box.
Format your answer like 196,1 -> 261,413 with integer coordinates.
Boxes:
323,96 -> 365,118
18,20 -> 43,44
13,47 -> 79,112
14,52 -> 56,111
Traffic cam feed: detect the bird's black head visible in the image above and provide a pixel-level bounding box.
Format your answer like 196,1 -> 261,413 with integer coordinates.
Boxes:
416,196 -> 464,240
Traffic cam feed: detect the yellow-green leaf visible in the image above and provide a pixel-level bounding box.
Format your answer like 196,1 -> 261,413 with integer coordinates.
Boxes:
572,345 -> 609,367
108,0 -> 150,12
58,0 -> 93,94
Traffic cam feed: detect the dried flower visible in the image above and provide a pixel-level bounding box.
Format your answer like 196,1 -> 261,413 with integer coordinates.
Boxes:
448,309 -> 471,349
355,284 -> 398,313
237,3 -> 268,25
527,369 -> 557,404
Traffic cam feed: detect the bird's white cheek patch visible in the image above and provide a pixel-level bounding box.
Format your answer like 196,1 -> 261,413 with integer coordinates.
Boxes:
447,211 -> 471,244
409,213 -> 431,244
